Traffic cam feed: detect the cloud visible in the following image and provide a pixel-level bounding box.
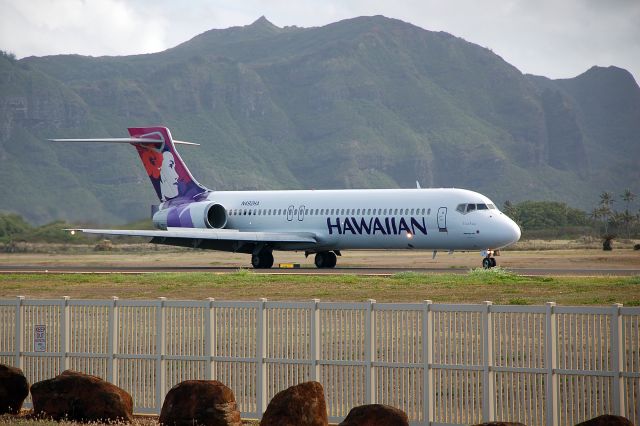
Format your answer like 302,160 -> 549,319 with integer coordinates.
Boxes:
0,0 -> 167,57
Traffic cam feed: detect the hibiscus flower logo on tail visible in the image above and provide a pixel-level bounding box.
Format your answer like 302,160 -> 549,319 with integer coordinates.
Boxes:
139,147 -> 163,179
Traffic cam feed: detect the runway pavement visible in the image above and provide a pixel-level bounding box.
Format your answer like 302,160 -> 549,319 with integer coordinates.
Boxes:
0,264 -> 638,276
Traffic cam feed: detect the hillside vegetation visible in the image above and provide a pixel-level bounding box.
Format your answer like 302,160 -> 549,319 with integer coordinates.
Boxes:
1,16 -> 638,224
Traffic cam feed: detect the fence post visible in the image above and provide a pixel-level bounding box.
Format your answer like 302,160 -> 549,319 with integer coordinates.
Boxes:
15,296 -> 24,369
545,302 -> 558,426
365,299 -> 377,404
156,297 -> 167,414
107,296 -> 119,385
205,298 -> 216,380
310,299 -> 321,382
422,300 -> 433,426
257,298 -> 268,415
61,296 -> 70,371
482,301 -> 494,422
610,303 -> 625,415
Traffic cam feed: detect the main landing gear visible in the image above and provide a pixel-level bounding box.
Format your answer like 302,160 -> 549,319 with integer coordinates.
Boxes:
251,249 -> 274,269
314,251 -> 337,269
482,250 -> 498,269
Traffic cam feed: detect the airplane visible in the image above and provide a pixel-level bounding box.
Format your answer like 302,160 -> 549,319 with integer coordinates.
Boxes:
50,126 -> 521,269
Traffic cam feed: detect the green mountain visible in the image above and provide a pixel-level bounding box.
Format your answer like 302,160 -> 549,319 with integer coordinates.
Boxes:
1,16 -> 638,224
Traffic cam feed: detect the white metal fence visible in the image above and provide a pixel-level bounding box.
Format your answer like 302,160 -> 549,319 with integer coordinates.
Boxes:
0,297 -> 638,426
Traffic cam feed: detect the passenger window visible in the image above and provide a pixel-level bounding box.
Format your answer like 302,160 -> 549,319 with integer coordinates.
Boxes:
467,204 -> 476,213
277,209 -> 281,215
427,208 -> 431,215
357,209 -> 361,215
331,209 -> 335,215
341,209 -> 344,215
410,208 -> 414,215
456,204 -> 466,214
305,209 -> 309,215
394,209 -> 398,215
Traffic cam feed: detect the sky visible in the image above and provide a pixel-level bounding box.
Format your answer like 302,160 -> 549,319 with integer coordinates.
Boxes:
1,0 -> 639,81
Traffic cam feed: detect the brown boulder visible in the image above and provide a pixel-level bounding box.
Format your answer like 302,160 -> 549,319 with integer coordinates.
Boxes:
30,370 -> 133,422
0,364 -> 29,414
575,415 -> 634,426
339,404 -> 409,426
260,381 -> 328,426
159,380 -> 241,426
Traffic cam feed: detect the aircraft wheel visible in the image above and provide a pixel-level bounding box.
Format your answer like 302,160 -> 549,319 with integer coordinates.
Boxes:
252,251 -> 274,269
326,251 -> 337,268
315,251 -> 337,268
482,257 -> 492,269
314,252 -> 327,268
490,258 -> 497,268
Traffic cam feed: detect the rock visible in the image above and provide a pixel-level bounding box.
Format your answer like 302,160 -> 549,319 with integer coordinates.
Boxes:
159,380 -> 241,426
0,364 -> 29,414
575,415 -> 634,426
30,370 -> 133,422
339,404 -> 409,426
260,381 -> 328,426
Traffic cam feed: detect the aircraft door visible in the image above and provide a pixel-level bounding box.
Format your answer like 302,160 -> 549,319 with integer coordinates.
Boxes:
298,205 -> 305,221
287,205 -> 294,221
437,207 -> 447,232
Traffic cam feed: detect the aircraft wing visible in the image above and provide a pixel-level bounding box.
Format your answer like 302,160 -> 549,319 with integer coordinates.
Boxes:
68,227 -> 318,244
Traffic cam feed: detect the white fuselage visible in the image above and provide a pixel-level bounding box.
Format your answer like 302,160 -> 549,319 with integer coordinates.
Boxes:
182,187 -> 521,252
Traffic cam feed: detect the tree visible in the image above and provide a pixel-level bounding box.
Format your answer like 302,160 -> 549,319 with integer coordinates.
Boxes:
620,189 -> 636,238
598,192 -> 615,235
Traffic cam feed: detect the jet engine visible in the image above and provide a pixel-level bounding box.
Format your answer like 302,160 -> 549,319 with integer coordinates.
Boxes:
152,202 -> 227,230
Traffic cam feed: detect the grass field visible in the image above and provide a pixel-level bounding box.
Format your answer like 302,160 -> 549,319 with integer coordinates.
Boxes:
1,245 -> 639,305
1,268 -> 638,305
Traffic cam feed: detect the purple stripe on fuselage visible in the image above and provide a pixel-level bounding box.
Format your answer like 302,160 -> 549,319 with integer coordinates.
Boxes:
167,204 -> 194,227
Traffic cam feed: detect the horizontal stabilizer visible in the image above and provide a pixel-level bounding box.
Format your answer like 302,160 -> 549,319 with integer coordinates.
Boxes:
49,138 -> 199,146
66,227 -> 317,244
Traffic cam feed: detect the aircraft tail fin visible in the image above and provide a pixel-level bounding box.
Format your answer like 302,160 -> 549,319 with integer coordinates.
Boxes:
50,127 -> 209,202
127,127 -> 209,202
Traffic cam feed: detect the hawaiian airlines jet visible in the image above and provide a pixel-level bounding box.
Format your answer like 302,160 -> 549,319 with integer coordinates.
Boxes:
51,127 -> 521,269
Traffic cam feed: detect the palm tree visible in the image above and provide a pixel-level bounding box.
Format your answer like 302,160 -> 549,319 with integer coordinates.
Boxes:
620,189 -> 636,238
621,189 -> 636,210
600,191 -> 615,209
597,192 -> 616,235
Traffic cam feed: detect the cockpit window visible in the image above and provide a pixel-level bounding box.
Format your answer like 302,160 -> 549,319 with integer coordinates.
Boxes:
457,202 -> 495,214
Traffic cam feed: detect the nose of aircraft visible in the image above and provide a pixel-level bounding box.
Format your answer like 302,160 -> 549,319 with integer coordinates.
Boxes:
494,215 -> 521,248
509,218 -> 521,244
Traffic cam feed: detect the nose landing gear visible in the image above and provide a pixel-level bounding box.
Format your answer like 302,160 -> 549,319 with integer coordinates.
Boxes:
482,250 -> 498,269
